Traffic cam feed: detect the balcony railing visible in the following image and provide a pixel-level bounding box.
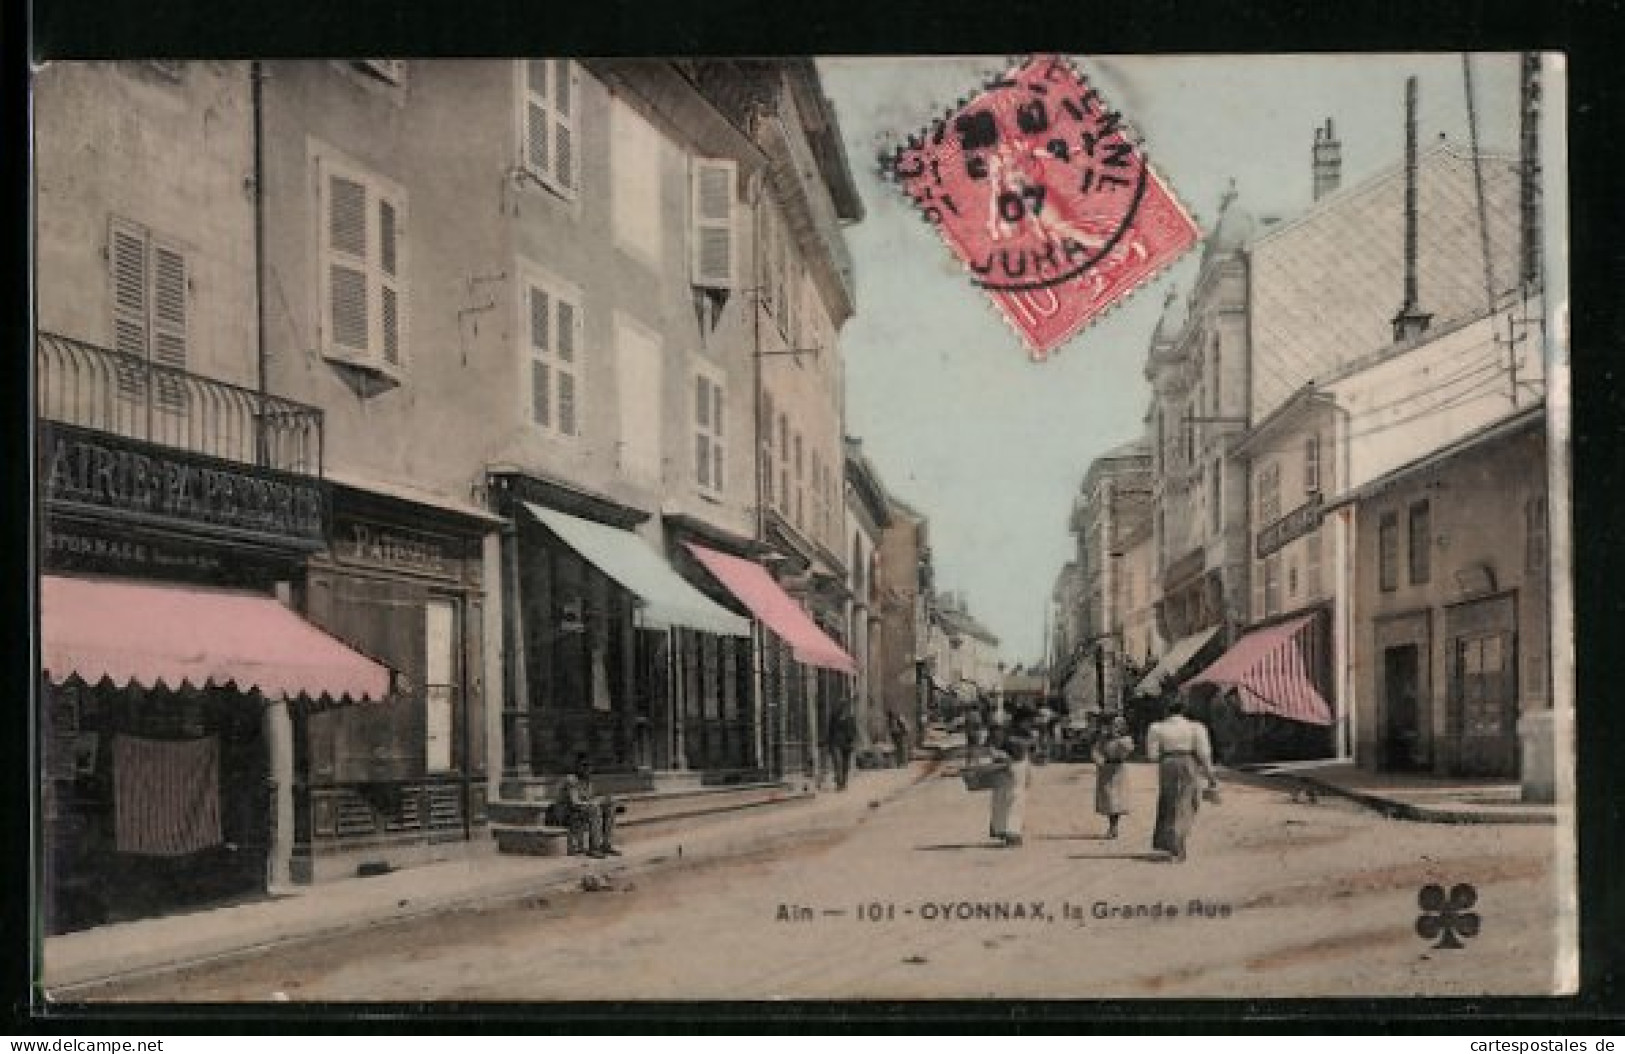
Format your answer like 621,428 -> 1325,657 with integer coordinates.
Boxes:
36,332 -> 323,477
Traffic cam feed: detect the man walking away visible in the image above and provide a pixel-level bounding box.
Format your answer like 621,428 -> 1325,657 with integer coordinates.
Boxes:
888,710 -> 912,769
827,700 -> 858,791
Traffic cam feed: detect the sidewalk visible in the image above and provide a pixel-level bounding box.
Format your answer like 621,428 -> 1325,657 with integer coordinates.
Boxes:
42,764 -> 930,995
1234,760 -> 1562,825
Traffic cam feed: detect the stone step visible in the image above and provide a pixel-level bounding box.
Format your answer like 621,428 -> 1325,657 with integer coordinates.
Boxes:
489,824 -> 571,857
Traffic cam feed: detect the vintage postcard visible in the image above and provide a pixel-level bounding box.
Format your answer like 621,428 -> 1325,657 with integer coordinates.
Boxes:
32,53 -> 1575,1004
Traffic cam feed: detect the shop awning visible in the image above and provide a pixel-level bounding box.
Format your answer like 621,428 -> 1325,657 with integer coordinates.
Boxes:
41,575 -> 392,704
1134,626 -> 1221,697
683,543 -> 857,674
1186,615 -> 1334,726
523,504 -> 749,637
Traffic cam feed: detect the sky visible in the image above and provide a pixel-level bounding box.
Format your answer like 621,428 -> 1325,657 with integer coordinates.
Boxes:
819,54 -> 1524,666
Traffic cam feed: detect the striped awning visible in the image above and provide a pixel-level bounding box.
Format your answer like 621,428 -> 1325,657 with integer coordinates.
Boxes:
1186,615 -> 1334,726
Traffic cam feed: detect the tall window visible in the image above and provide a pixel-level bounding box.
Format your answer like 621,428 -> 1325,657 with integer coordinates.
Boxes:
521,60 -> 577,197
525,274 -> 582,436
1209,458 -> 1222,534
108,217 -> 188,406
1211,336 -> 1221,412
760,393 -> 775,507
317,156 -> 405,370
1408,500 -> 1431,585
793,432 -> 805,527
423,597 -> 458,773
694,372 -> 725,496
1306,531 -> 1323,598
1379,511 -> 1399,592
1526,494 -> 1548,573
1264,553 -> 1282,616
777,412 -> 789,514
690,157 -> 736,289
1257,462 -> 1281,524
1305,434 -> 1321,494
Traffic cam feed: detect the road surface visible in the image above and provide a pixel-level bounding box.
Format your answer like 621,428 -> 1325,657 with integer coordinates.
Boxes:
91,761 -> 1571,1001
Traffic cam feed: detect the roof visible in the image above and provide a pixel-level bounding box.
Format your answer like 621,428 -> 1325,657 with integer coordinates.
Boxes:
1250,142 -> 1522,419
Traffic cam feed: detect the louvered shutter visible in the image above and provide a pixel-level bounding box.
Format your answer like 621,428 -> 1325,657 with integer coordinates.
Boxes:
694,376 -> 711,488
326,171 -> 371,356
690,157 -> 736,288
711,381 -> 724,492
378,195 -> 402,365
110,223 -> 149,397
524,61 -> 551,178
529,285 -> 551,428
557,299 -> 578,435
553,62 -> 576,191
151,242 -> 189,408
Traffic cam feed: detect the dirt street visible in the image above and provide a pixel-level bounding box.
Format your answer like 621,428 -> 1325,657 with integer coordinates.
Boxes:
91,762 -> 1570,1001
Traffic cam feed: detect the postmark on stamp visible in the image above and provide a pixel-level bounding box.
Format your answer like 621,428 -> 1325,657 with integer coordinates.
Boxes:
883,54 -> 1201,360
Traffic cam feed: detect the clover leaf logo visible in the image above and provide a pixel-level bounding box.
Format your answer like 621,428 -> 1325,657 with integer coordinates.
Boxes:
1416,883 -> 1479,949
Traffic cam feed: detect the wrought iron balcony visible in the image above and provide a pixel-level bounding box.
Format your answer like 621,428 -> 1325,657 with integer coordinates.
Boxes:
36,331 -> 324,477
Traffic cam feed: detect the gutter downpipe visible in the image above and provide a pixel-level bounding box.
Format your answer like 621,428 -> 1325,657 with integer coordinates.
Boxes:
1332,399 -> 1356,762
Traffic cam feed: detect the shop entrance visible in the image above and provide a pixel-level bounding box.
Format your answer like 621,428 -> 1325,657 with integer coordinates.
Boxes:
1382,644 -> 1427,772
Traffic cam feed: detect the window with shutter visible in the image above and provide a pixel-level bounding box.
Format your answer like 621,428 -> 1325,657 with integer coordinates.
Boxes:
523,270 -> 583,438
690,157 -> 736,289
1304,433 -> 1321,493
694,372 -> 726,497
521,60 -> 578,198
107,218 -> 189,409
316,153 -> 407,376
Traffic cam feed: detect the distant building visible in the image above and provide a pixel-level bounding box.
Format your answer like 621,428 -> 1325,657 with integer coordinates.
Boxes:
875,497 -> 931,740
1065,440 -> 1152,713
844,439 -> 891,746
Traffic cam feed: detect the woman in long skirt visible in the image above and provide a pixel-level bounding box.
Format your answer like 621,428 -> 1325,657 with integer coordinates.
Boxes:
1145,697 -> 1218,862
1092,716 -> 1135,839
987,721 -> 1035,847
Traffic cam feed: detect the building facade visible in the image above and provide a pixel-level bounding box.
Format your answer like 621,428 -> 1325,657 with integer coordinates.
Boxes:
1065,441 -> 1152,714
844,439 -> 891,747
874,498 -> 931,740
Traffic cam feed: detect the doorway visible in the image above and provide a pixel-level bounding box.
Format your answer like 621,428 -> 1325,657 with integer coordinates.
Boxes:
1452,632 -> 1518,777
1382,644 -> 1427,771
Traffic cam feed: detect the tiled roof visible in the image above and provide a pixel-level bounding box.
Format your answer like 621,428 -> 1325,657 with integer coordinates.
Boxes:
1250,144 -> 1521,422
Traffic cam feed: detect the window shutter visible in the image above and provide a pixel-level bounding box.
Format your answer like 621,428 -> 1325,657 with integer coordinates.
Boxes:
556,298 -> 578,435
711,381 -> 724,438
110,223 -> 149,362
377,196 -> 403,365
326,172 -> 371,355
529,286 -> 550,427
524,61 -> 551,177
690,157 -> 736,288
696,432 -> 710,488
554,62 -> 576,190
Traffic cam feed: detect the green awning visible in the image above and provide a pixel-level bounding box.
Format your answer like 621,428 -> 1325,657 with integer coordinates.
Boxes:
523,503 -> 750,637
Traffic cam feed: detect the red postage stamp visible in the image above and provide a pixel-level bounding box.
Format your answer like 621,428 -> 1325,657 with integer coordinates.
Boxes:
886,55 -> 1200,360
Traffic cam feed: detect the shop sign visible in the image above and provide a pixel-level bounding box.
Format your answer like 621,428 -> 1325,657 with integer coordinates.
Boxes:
43,522 -> 229,576
39,422 -> 326,545
333,518 -> 457,578
1256,494 -> 1323,559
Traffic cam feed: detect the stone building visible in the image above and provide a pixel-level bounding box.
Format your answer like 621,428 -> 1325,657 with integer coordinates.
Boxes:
843,438 -> 891,747
1064,440 -> 1152,714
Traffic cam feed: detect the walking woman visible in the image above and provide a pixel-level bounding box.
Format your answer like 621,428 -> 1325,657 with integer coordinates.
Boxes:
988,717 -> 1036,847
1145,696 -> 1219,862
1092,716 -> 1135,839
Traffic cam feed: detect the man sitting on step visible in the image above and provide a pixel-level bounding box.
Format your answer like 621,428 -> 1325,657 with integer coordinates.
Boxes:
555,753 -> 622,858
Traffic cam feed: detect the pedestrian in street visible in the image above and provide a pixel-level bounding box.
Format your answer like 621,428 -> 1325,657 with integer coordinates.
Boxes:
1092,716 -> 1136,839
1145,696 -> 1219,863
558,753 -> 621,859
827,700 -> 858,791
963,705 -> 985,765
988,716 -> 1036,848
888,710 -> 911,768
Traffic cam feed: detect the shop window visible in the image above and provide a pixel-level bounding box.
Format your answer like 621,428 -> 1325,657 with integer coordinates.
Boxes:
520,60 -> 578,198
1408,500 -> 1431,585
1379,511 -> 1399,592
424,597 -> 457,773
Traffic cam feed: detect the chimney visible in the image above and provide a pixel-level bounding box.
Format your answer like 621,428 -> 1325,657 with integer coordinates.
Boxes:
1392,77 -> 1433,342
1312,117 -> 1342,201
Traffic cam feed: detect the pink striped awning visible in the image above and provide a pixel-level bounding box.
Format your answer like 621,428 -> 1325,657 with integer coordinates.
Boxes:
683,544 -> 857,675
42,575 -> 394,704
1186,614 -> 1334,726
